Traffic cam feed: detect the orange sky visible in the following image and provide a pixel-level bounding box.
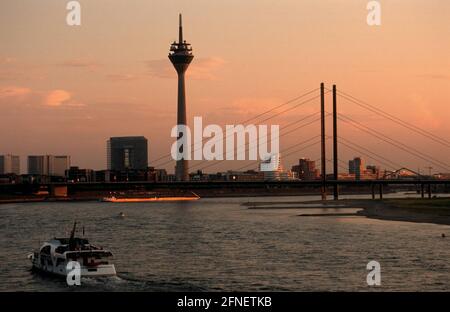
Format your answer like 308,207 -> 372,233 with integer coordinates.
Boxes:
1,0 -> 449,174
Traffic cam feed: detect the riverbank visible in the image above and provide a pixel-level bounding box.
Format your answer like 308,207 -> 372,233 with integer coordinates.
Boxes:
243,197 -> 450,226
354,198 -> 450,226
330,198 -> 450,226
0,196 -> 100,204
2,195 -> 450,226
0,190 -> 387,205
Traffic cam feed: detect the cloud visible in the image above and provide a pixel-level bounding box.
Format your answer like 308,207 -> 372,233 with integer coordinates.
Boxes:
58,59 -> 101,71
417,74 -> 450,81
106,73 -> 142,82
413,105 -> 441,130
0,86 -> 31,99
188,57 -> 226,80
224,97 -> 283,116
0,85 -> 86,109
65,102 -> 87,107
221,96 -> 318,121
146,60 -> 174,78
146,56 -> 225,80
0,85 -> 39,107
0,57 -> 17,65
0,57 -> 47,81
44,90 -> 72,107
408,93 -> 441,129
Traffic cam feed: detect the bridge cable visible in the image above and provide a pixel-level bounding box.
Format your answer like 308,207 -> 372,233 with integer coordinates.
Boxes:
337,113 -> 450,171
149,87 -> 320,166
334,89 -> 450,148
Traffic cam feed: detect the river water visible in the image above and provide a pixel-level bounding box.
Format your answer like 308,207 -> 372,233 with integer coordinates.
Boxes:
1,194 -> 449,291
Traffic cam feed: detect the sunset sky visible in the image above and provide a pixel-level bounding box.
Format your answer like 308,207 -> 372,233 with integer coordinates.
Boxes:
1,0 -> 449,174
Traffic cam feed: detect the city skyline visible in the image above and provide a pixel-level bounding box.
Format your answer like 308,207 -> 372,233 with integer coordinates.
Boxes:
1,0 -> 449,173
0,151 -> 440,182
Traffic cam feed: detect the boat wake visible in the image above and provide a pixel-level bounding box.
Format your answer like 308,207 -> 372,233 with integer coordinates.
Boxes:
78,273 -> 208,291
29,268 -> 210,291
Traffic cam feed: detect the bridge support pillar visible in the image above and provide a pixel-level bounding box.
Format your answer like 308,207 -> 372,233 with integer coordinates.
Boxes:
333,185 -> 338,201
332,84 -> 339,201
428,184 -> 432,199
371,184 -> 375,200
421,184 -> 424,198
320,82 -> 327,201
379,184 -> 383,200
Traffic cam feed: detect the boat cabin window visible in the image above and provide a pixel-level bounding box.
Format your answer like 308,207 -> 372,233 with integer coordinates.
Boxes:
40,245 -> 51,255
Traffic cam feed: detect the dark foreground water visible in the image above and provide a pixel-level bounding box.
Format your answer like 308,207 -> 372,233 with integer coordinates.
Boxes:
1,194 -> 450,291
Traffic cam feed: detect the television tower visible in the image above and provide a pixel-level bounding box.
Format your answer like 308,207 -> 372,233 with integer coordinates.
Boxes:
169,14 -> 194,181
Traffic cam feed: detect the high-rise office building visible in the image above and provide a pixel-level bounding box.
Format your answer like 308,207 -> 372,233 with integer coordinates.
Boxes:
28,156 -> 47,175
292,158 -> 319,181
260,153 -> 281,173
0,155 -> 20,175
49,156 -> 71,176
169,14 -> 194,181
27,155 -> 70,176
259,153 -> 294,181
349,157 -> 364,180
107,136 -> 148,171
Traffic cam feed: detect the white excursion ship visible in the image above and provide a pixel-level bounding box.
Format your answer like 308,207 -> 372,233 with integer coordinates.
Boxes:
29,222 -> 116,277
102,191 -> 200,203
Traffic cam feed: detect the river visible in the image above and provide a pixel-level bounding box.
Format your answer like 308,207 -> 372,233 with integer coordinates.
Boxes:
1,193 -> 449,291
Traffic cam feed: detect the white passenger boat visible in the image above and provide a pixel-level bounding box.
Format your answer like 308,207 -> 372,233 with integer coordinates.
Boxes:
29,222 -> 116,277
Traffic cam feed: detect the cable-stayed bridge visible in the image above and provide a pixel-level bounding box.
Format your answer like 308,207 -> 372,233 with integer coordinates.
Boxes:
3,84 -> 448,200
140,83 -> 450,199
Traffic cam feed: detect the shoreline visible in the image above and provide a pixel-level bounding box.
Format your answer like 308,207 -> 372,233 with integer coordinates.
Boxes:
2,195 -> 450,227
0,191 -> 386,205
307,198 -> 450,226
353,199 -> 450,226
243,198 -> 450,226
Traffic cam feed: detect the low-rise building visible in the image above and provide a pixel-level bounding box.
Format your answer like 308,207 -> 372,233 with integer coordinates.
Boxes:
66,166 -> 95,183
